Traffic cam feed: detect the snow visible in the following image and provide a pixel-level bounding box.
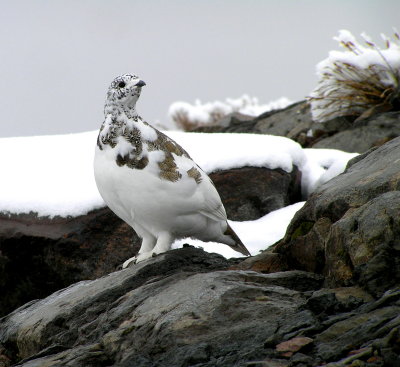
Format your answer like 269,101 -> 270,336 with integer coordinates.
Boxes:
172,202 -> 306,257
0,129 -> 356,258
301,148 -> 358,197
0,131 -> 104,218
134,118 -> 158,142
168,131 -> 305,174
330,29 -> 400,77
168,95 -> 292,129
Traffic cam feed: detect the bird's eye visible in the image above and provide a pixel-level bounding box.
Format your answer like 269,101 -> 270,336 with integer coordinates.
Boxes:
118,81 -> 126,88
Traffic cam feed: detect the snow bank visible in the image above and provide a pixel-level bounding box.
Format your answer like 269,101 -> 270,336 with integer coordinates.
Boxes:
172,202 -> 306,257
168,131 -> 305,174
0,130 -> 355,218
168,95 -> 292,130
301,148 -> 358,197
0,131 -> 104,217
0,130 -> 356,257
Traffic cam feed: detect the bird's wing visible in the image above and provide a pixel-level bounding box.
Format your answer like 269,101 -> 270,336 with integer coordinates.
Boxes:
159,132 -> 227,222
199,176 -> 227,222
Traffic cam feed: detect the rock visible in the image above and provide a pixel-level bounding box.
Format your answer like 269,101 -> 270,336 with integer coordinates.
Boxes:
194,101 -> 315,146
306,287 -> 373,316
275,136 -> 400,296
0,208 -> 140,318
254,359 -> 288,367
311,111 -> 400,152
229,249 -> 289,274
325,191 -> 400,294
0,162 -> 302,317
194,101 -> 400,153
1,248 -> 399,366
0,247 -> 323,367
311,289 -> 400,364
275,336 -> 313,357
288,352 -> 315,366
201,112 -> 255,131
253,102 -> 314,144
193,112 -> 261,134
316,302 -> 400,362
210,166 -> 302,221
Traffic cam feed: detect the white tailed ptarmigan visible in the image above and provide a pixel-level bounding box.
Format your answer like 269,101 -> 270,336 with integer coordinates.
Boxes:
94,74 -> 251,265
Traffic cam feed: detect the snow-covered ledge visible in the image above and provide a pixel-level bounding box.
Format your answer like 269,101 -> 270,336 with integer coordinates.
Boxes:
0,131 -> 357,257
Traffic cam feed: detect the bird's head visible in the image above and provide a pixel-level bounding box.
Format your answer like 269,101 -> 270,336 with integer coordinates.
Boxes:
105,74 -> 146,111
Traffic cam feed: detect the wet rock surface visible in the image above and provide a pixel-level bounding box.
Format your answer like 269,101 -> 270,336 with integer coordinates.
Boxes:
0,247 -> 399,367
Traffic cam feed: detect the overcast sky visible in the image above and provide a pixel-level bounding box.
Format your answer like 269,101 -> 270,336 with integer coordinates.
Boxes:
1,0 -> 399,137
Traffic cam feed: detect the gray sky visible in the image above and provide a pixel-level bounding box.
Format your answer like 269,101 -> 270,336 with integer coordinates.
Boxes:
1,0 -> 399,137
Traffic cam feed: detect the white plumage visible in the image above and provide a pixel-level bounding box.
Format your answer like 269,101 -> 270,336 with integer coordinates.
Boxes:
94,74 -> 250,265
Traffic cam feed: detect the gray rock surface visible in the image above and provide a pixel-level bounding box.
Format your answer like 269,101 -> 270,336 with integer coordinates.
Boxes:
276,136 -> 400,296
195,101 -> 314,145
0,248 -> 318,366
312,111 -> 400,152
196,101 -> 400,153
0,247 -> 399,367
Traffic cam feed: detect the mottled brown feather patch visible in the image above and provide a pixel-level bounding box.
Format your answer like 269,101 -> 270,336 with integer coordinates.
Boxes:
146,129 -> 191,182
98,118 -> 191,182
116,154 -> 149,170
147,129 -> 190,157
187,167 -> 202,184
158,155 -> 182,182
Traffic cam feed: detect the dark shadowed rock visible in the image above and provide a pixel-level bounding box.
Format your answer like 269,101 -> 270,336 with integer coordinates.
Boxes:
275,136 -> 400,296
0,208 -> 140,318
210,166 -> 302,220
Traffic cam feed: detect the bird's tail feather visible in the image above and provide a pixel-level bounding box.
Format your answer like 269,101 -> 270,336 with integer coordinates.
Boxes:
224,223 -> 251,256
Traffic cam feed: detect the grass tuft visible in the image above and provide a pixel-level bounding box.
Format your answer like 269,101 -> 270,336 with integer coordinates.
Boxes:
309,30 -> 400,123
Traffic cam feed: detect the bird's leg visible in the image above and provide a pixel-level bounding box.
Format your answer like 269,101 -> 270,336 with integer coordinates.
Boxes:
133,233 -> 172,263
152,232 -> 173,255
138,236 -> 157,254
122,236 -> 156,267
122,233 -> 173,265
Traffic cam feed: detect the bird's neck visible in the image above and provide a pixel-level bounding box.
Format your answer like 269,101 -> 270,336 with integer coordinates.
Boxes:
104,103 -> 140,121
97,103 -> 147,150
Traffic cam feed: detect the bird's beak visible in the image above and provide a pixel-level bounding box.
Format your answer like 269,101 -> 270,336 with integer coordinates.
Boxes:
136,80 -> 146,87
